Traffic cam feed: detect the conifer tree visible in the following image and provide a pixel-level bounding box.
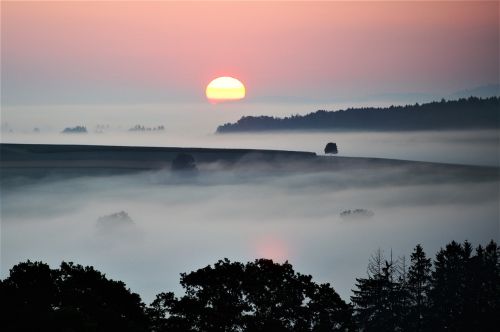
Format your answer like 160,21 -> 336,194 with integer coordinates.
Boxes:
406,244 -> 432,332
351,249 -> 398,331
429,241 -> 468,331
393,256 -> 411,331
466,241 -> 500,330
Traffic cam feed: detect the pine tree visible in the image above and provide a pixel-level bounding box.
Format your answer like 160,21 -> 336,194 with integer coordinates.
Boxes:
351,249 -> 398,331
429,241 -> 468,331
467,241 -> 500,330
393,255 -> 411,331
406,244 -> 432,332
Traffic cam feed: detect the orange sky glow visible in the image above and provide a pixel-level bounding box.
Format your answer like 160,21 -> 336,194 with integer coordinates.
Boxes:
2,1 -> 498,104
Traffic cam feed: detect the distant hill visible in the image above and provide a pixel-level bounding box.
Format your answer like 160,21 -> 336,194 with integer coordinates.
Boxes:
216,97 -> 499,133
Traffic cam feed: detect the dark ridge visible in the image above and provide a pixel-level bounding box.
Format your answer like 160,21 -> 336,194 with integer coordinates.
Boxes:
216,96 -> 500,133
0,143 -> 316,164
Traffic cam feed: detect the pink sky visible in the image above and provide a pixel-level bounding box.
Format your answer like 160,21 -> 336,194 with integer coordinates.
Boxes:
2,1 -> 498,104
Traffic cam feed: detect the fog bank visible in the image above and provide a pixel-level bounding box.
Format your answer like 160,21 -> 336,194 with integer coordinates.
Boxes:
1,160 -> 498,302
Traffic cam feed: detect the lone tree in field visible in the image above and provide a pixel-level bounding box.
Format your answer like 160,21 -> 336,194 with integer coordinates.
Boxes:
324,142 -> 338,154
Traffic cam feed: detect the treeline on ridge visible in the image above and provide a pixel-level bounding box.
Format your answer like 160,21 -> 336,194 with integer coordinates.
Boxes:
216,97 -> 500,132
0,240 -> 498,331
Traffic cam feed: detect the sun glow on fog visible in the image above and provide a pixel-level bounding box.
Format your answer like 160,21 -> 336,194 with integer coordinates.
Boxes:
206,76 -> 246,102
254,236 -> 288,262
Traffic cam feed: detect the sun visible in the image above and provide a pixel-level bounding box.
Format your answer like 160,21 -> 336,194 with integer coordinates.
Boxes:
206,76 -> 245,102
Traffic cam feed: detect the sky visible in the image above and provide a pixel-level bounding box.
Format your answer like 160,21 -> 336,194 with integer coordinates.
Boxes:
1,1 -> 498,105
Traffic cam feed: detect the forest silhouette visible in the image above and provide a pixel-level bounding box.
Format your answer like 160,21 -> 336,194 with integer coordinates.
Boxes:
1,240 -> 498,331
217,97 -> 499,133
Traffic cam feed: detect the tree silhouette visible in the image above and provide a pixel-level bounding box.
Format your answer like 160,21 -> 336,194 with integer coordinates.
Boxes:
171,153 -> 197,172
393,256 -> 411,331
405,244 -> 432,332
324,142 -> 338,154
351,249 -> 399,331
447,240 -> 500,331
1,240 -> 499,331
216,96 -> 500,132
429,241 -> 469,331
57,262 -> 149,331
474,240 -> 500,329
0,261 -> 60,330
0,261 -> 149,331
149,258 -> 353,331
61,125 -> 87,134
351,241 -> 500,331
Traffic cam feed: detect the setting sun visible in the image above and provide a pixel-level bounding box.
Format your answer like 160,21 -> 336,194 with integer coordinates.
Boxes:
206,76 -> 245,102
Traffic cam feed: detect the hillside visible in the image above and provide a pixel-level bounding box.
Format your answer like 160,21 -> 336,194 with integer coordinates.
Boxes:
216,97 -> 499,133
1,143 -> 496,183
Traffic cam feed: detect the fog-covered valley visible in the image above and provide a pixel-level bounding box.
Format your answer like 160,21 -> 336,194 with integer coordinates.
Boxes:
1,102 -> 499,303
1,157 -> 498,302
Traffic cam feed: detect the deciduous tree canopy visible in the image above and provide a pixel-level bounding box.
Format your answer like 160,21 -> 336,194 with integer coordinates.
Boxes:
148,259 -> 353,331
1,240 -> 498,331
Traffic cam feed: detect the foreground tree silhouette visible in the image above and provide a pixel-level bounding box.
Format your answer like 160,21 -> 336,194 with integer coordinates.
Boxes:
0,261 -> 59,329
57,262 -> 149,331
429,241 -> 470,331
406,244 -> 432,332
0,261 -> 149,331
148,258 -> 353,332
352,241 -> 499,331
471,241 -> 500,329
2,240 -> 498,331
351,250 -> 399,331
429,240 -> 500,331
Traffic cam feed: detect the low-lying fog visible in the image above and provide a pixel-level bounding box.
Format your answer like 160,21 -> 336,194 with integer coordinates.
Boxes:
1,102 -> 499,166
1,161 -> 498,303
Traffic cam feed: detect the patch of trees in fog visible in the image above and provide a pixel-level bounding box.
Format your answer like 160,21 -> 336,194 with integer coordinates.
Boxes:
29,124 -> 166,134
61,126 -> 87,134
340,209 -> 374,220
129,125 -> 165,132
1,240 -> 498,331
96,211 -> 134,230
217,97 -> 500,132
